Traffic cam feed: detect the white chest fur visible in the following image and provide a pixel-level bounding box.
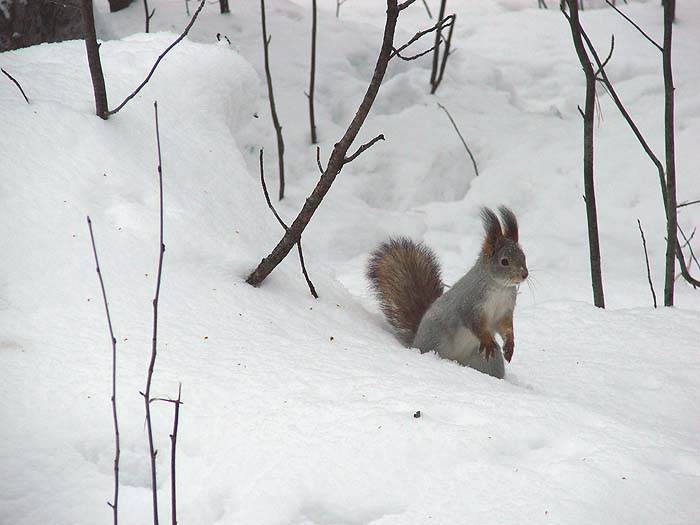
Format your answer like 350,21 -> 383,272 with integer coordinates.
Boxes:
481,286 -> 516,331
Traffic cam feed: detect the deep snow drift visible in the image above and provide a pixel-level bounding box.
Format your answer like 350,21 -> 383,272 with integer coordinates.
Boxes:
0,1 -> 698,524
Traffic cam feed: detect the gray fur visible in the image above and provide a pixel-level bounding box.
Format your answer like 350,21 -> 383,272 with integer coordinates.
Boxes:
368,207 -> 527,379
413,260 -> 515,379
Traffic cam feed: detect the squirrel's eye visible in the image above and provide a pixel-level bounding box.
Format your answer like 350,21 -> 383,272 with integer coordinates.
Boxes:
501,258 -> 509,266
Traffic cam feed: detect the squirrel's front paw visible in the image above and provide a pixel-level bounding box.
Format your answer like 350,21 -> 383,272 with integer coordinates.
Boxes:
503,341 -> 514,363
479,342 -> 497,361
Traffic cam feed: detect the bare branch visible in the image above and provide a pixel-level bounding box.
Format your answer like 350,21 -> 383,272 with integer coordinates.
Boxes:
676,240 -> 700,289
391,14 -> 454,60
432,12 -> 456,92
86,216 -> 120,525
563,0 -> 605,308
392,45 -> 436,61
437,103 -> 478,176
398,0 -> 418,10
678,199 -> 700,209
421,0 -> 433,18
678,224 -> 700,273
143,101 -> 166,525
344,134 -> 385,164
246,0 -> 402,288
1,68 -> 30,104
108,0 -> 206,116
260,0 -> 286,200
637,219 -> 657,307
316,146 -> 325,174
308,0 -> 319,144
81,0 -> 109,119
593,35 -> 615,78
605,0 -> 662,52
169,384 -> 182,525
259,150 -> 318,298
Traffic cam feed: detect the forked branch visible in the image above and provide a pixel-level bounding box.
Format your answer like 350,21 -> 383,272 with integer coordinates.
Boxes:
246,0 -> 401,288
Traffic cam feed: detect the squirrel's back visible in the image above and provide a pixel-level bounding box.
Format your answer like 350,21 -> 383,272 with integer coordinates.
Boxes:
366,237 -> 444,346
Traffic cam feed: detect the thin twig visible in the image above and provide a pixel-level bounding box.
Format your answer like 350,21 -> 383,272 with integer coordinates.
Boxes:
421,0 -> 433,18
678,199 -> 700,209
676,239 -> 700,289
1,68 -> 30,104
142,101 -> 166,525
261,0 -> 286,200
169,384 -> 182,525
437,103 -> 478,176
637,219 -> 657,307
108,0 -> 206,116
308,0 -> 318,144
593,35 -> 615,78
678,224 -> 700,273
391,14 -> 454,60
398,0 -> 418,10
316,146 -> 324,174
433,12 -> 456,92
344,134 -> 385,164
392,45 -> 437,61
86,216 -> 120,525
259,150 -> 318,298
429,0 -> 446,91
605,0 -> 662,52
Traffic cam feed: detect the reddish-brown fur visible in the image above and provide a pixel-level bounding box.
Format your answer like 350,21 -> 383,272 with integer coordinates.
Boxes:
366,238 -> 444,346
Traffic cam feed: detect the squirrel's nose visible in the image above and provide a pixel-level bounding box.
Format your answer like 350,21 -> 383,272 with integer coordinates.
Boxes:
521,268 -> 529,280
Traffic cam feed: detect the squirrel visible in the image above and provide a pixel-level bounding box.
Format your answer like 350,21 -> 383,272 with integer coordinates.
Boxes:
366,206 -> 528,379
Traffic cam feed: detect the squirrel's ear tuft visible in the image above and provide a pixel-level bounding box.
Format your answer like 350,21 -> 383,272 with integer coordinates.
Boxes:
498,206 -> 518,242
481,207 -> 503,257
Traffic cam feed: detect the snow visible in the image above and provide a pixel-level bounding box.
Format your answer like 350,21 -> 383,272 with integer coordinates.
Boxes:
1,0 -> 699,524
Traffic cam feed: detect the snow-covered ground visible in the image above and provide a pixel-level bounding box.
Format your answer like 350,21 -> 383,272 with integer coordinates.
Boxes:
1,1 -> 699,524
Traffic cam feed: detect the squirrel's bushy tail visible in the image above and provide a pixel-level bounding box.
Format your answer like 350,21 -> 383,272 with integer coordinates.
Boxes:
366,237 -> 444,346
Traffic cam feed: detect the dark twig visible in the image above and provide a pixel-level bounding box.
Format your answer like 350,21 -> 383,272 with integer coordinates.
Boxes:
86,216 -> 120,525
437,103 -> 478,176
316,146 -> 324,174
246,0 -> 400,288
676,239 -> 700,289
80,0 -> 109,119
661,0 -> 678,305
260,0 -> 286,200
259,150 -> 318,298
141,101 -> 166,525
398,0 -> 418,10
538,0 -> 548,8
433,12 -> 455,92
392,45 -> 436,61
429,0 -> 446,91
605,0 -> 662,52
108,0 -> 206,116
143,0 -> 156,33
168,384 -> 182,525
421,0 -> 433,18
678,199 -> 700,209
637,219 -> 657,307
336,0 -> 349,18
593,35 -> 615,78
344,134 -> 385,164
308,0 -> 319,144
678,225 -> 700,273
1,68 -> 30,104
679,227 -> 696,248
563,0 -> 605,308
391,14 -> 454,60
